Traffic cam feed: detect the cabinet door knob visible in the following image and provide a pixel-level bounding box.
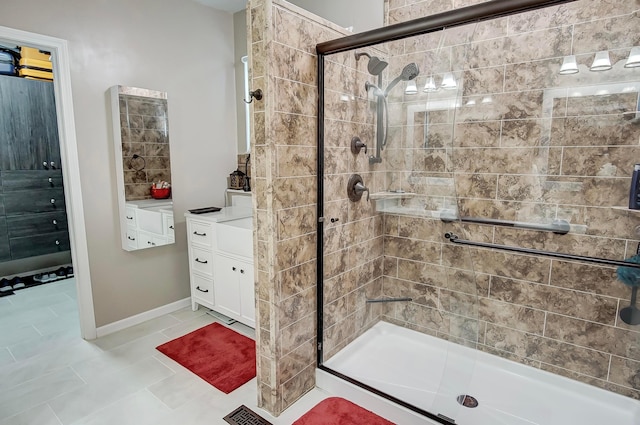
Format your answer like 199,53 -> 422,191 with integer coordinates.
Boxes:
43,161 -> 49,169
195,258 -> 208,264
127,236 -> 135,241
196,286 -> 209,293
52,219 -> 57,225
240,269 -> 245,274
55,240 -> 60,245
50,161 -> 55,168
232,266 -> 236,271
169,225 -> 174,230
48,177 -> 53,184
50,198 -> 56,204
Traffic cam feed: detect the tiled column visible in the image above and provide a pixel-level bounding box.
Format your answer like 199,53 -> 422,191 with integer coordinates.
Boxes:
248,0 -> 350,415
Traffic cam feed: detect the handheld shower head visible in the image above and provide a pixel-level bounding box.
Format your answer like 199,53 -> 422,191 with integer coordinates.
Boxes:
355,51 -> 389,76
383,63 -> 420,96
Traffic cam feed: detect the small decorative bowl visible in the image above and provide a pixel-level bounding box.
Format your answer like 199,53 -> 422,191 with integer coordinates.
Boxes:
150,187 -> 171,199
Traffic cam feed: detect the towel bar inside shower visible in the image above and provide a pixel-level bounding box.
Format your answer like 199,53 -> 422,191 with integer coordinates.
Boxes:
440,213 -> 571,235
444,232 -> 640,269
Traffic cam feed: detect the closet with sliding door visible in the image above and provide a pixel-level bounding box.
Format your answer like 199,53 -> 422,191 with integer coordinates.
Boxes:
0,73 -> 70,284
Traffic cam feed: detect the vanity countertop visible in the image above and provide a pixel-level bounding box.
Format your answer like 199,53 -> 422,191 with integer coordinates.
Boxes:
127,199 -> 173,209
184,206 -> 252,223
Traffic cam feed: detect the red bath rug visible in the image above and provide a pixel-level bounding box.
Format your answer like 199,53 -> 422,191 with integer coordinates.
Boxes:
156,322 -> 256,393
292,397 -> 396,425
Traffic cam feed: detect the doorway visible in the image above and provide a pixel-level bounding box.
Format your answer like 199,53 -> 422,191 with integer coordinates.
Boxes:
0,25 -> 95,339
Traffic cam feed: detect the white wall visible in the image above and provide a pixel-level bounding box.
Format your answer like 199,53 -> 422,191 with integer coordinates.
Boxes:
289,0 -> 384,32
0,0 -> 237,326
234,9 -> 248,154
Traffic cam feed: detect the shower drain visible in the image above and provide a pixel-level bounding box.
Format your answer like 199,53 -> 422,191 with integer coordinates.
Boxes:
223,405 -> 273,425
457,394 -> 479,408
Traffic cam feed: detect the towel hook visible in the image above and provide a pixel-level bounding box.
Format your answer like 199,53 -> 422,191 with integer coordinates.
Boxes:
131,154 -> 146,171
244,88 -> 263,104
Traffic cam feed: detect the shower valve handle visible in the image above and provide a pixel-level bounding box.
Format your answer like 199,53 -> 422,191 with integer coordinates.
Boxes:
351,136 -> 367,155
355,182 -> 370,202
347,174 -> 370,202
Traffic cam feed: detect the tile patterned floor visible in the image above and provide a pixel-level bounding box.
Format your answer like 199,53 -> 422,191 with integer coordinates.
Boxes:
0,279 -> 329,424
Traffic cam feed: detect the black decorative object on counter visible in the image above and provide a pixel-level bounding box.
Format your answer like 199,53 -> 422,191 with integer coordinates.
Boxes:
243,154 -> 251,192
229,168 -> 245,190
188,207 -> 221,214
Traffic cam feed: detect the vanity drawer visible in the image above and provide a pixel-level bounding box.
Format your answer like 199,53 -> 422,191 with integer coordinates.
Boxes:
188,220 -> 213,247
191,273 -> 214,305
164,214 -> 174,239
125,228 -> 138,250
191,246 -> 214,276
124,207 -> 137,227
138,231 -> 167,249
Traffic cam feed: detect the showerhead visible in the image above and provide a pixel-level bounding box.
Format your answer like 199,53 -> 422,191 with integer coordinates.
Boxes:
355,51 -> 389,76
367,57 -> 388,76
383,63 -> 420,96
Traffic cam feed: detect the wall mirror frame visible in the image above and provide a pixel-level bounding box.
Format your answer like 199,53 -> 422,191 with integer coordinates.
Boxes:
109,85 -> 175,251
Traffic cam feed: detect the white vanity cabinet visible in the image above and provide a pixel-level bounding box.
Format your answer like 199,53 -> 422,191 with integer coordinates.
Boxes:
187,219 -> 215,309
123,200 -> 173,251
185,207 -> 255,328
124,206 -> 139,250
164,213 -> 175,242
213,254 -> 255,326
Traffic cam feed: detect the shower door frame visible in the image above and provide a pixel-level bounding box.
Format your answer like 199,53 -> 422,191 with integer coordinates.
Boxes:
315,0 -> 578,422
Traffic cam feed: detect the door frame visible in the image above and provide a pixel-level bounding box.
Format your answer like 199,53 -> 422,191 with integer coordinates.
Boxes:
0,25 -> 96,339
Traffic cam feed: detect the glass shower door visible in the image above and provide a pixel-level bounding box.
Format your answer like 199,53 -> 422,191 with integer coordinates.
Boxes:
318,26 -> 481,422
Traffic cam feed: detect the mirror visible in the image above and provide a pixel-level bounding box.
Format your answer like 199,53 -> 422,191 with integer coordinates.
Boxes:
110,85 -> 174,251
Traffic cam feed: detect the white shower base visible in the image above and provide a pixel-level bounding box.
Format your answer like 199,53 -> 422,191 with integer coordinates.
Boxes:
319,321 -> 640,425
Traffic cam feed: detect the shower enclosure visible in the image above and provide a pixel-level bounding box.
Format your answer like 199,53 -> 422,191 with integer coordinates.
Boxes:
316,0 -> 640,423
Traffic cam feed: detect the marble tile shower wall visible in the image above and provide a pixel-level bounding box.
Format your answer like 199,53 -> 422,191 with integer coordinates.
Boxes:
321,45 -> 391,361
120,95 -> 171,201
248,0 -> 356,415
379,0 -> 640,398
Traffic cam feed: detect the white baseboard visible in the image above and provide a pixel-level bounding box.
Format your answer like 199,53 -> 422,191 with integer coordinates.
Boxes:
96,298 -> 191,338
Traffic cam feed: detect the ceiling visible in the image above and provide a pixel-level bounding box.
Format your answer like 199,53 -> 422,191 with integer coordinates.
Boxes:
193,0 -> 248,13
